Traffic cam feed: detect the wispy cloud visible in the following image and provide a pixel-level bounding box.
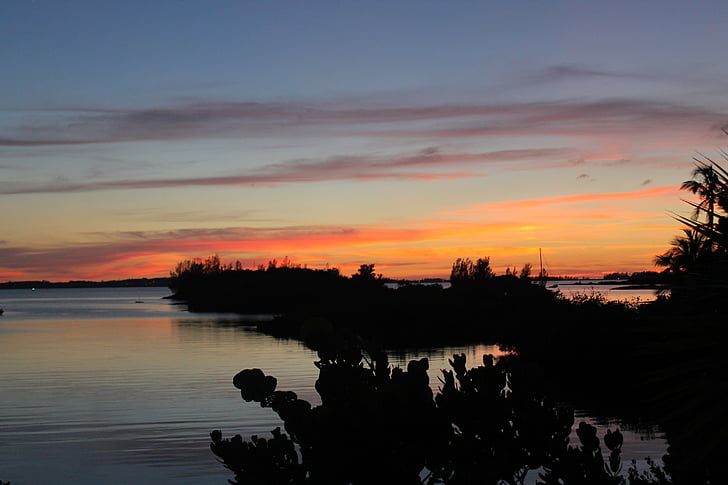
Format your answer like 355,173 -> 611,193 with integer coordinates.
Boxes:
445,186 -> 681,214
0,146 -> 581,195
2,96 -> 725,146
509,65 -> 668,91
374,100 -> 727,141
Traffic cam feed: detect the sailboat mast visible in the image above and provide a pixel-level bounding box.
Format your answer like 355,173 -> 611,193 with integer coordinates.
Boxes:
539,248 -> 543,276
539,248 -> 546,285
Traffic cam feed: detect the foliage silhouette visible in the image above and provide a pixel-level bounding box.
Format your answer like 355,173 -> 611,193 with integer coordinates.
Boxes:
351,263 -> 381,281
518,263 -> 532,280
680,160 -> 725,229
170,256 -> 346,313
643,154 -> 728,483
658,155 -> 728,310
211,345 -> 669,484
653,229 -> 713,275
449,257 -> 497,287
170,255 -> 559,348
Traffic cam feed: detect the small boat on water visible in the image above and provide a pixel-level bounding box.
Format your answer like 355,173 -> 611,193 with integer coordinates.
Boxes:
0,308 -> 4,315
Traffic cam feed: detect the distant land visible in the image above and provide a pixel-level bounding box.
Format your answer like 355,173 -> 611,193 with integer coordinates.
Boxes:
0,271 -> 666,291
0,277 -> 170,289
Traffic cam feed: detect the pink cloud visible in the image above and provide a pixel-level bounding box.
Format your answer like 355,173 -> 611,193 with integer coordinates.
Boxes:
445,186 -> 682,214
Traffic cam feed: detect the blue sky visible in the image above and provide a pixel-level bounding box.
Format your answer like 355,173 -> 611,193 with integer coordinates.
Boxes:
2,0 -> 728,280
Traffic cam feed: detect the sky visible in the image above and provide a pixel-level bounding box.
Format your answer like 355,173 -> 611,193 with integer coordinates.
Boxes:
2,0 -> 728,281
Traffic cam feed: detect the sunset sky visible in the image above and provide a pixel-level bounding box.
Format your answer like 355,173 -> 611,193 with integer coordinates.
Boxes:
2,1 -> 728,281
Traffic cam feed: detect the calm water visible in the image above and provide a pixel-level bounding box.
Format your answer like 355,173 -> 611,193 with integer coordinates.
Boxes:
0,287 -> 666,484
550,280 -> 661,302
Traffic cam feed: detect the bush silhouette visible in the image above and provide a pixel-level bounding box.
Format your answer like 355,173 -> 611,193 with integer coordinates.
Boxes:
211,344 -> 667,484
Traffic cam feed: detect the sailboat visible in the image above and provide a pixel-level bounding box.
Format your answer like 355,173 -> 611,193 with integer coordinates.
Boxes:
538,248 -> 549,286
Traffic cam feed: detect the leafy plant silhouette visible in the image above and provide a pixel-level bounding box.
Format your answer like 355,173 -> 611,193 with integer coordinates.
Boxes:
211,345 -> 666,484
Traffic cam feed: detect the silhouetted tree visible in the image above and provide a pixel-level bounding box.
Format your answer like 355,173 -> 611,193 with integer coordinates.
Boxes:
519,263 -> 533,280
659,155 -> 728,307
170,254 -> 222,280
449,257 -> 495,287
351,263 -> 380,280
654,229 -> 713,274
169,256 -> 349,313
449,258 -> 474,285
681,161 -> 725,229
472,257 -> 495,280
648,151 -> 728,482
211,348 -> 669,484
349,264 -> 384,293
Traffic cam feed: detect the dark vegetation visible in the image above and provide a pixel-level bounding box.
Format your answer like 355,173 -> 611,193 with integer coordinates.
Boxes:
167,155 -> 728,483
169,256 -> 560,347
212,347 -> 664,484
652,159 -> 728,312
0,277 -> 169,289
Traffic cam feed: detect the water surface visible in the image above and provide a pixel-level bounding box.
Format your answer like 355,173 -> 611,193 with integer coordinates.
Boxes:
550,279 -> 660,302
0,287 -> 666,484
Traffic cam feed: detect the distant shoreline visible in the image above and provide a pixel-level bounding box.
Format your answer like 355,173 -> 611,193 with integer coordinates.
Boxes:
0,277 -> 666,291
0,277 -> 170,289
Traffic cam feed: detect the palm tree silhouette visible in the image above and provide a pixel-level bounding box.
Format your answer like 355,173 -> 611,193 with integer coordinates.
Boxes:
681,160 -> 726,229
654,228 -> 713,274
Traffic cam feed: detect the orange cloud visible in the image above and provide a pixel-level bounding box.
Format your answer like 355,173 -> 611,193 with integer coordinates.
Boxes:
445,186 -> 681,214
1,183 -> 686,281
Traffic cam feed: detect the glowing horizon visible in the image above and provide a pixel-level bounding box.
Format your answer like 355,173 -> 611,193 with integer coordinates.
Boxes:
2,2 -> 727,283
1,185 -> 688,281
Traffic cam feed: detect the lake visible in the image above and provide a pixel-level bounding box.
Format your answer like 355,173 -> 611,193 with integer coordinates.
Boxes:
0,287 -> 666,484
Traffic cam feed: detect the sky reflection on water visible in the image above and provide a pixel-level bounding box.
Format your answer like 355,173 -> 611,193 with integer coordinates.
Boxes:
0,287 -> 666,484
